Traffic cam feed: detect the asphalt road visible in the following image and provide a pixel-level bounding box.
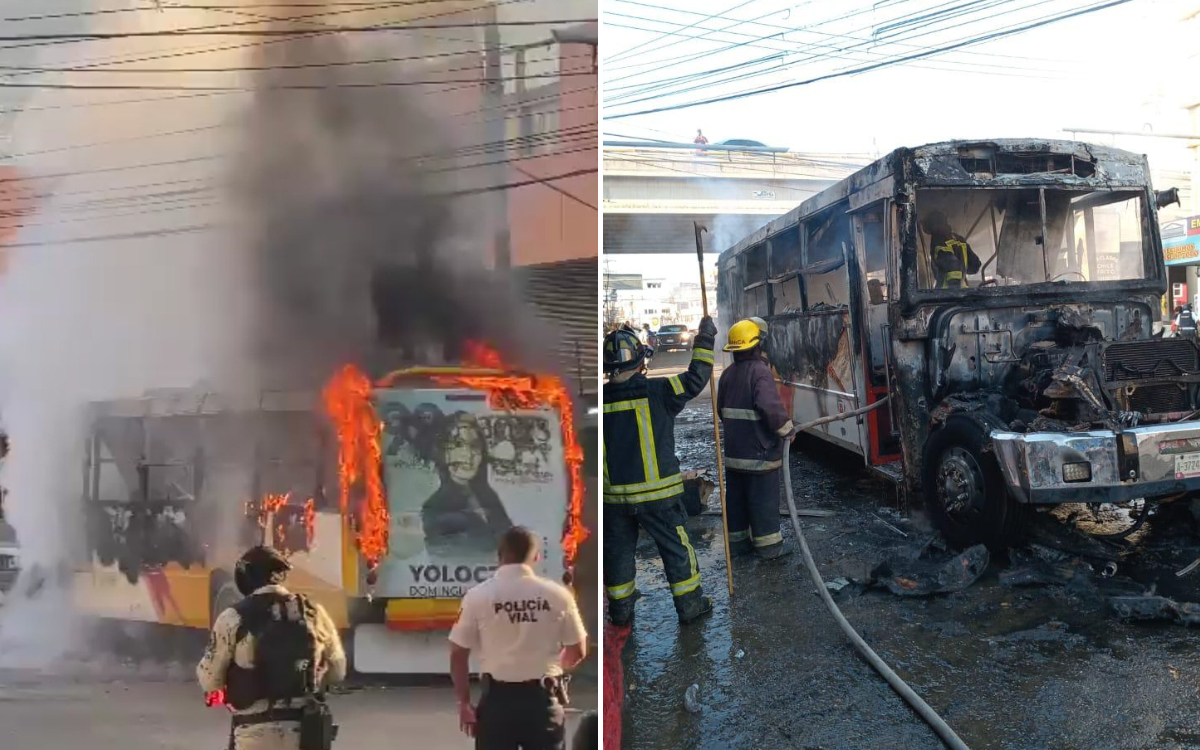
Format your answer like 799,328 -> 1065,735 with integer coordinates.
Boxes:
616,356 -> 1200,750
0,667 -> 597,750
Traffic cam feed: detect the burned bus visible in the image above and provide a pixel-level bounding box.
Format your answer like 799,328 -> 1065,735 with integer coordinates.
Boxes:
72,359 -> 588,674
716,139 -> 1186,549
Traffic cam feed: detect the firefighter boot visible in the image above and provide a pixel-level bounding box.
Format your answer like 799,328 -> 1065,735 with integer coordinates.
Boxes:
607,589 -> 641,627
757,540 -> 794,561
677,594 -> 713,624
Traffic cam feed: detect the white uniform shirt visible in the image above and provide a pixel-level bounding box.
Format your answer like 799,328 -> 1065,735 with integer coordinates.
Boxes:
448,564 -> 586,682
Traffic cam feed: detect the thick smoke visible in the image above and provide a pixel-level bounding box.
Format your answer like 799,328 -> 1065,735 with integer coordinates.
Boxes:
237,26 -> 551,385
0,4 -> 561,668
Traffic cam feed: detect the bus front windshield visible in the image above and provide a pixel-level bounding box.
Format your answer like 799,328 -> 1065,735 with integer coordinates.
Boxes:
914,187 -> 1149,291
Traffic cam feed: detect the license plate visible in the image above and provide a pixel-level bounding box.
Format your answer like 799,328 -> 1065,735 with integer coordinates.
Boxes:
1176,452 -> 1200,479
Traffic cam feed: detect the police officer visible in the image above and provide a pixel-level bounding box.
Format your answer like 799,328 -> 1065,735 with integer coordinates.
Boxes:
197,546 -> 347,750
718,319 -> 795,560
602,317 -> 717,626
922,210 -> 981,289
449,526 -> 587,750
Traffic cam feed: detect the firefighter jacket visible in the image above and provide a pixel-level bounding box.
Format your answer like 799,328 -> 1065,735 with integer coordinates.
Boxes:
197,584 -> 346,750
931,234 -> 981,289
717,356 -> 794,473
602,334 -> 714,511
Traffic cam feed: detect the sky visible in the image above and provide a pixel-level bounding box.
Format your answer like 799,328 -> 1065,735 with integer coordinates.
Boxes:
600,0 -> 1200,280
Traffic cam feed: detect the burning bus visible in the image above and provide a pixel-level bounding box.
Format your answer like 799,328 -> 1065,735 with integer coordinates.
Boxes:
716,139 -> 1187,549
71,347 -> 587,673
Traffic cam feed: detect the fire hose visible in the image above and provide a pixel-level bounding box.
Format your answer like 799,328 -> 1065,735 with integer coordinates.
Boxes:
780,396 -> 972,750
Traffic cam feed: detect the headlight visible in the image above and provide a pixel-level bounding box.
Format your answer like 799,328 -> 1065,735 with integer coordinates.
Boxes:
681,333 -> 691,340
1062,462 -> 1092,483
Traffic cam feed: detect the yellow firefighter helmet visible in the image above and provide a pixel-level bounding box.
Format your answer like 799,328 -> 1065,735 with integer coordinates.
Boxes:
723,319 -> 762,352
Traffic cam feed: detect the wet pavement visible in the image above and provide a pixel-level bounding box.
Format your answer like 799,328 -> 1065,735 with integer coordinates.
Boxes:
618,350 -> 1200,750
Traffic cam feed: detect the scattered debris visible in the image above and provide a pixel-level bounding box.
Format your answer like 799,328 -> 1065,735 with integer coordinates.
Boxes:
1176,557 -> 1200,578
824,577 -> 852,593
872,514 -> 909,538
683,684 -> 701,713
869,544 -> 989,596
921,621 -> 971,638
991,620 -> 1084,645
1000,549 -> 1093,588
1110,595 -> 1200,626
681,471 -> 714,517
735,649 -> 745,659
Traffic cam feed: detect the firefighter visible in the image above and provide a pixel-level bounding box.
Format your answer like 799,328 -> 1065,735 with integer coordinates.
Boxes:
717,319 -> 795,560
449,526 -> 587,750
198,546 -> 346,750
922,210 -> 981,289
602,317 -> 717,626
1178,304 -> 1198,339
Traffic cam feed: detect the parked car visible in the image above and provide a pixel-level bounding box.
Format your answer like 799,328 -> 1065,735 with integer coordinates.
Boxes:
656,324 -> 693,352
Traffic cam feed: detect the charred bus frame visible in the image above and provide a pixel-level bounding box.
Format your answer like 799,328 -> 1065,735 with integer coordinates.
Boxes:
717,139 -> 1188,548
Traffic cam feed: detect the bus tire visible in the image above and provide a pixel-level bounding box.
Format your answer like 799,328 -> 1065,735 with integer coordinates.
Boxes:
922,415 -> 1026,551
209,571 -> 240,627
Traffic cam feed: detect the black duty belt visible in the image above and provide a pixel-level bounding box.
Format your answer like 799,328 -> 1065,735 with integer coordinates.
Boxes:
232,708 -> 306,727
483,674 -> 570,705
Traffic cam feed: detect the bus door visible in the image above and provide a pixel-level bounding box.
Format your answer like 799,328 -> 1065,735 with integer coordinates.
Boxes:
852,202 -> 901,464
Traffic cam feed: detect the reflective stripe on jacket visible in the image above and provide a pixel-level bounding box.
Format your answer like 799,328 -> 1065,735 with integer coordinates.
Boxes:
717,356 -> 793,473
934,239 -> 971,289
603,336 -> 714,510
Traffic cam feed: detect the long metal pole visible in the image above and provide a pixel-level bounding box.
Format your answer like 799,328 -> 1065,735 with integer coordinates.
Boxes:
694,222 -> 734,596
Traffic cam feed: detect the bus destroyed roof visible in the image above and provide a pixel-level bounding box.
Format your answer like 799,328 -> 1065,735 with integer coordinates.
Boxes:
87,389 -> 321,418
906,139 -> 1148,186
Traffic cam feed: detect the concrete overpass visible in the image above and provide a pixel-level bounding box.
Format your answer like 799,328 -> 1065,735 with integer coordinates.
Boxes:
602,143 -> 869,255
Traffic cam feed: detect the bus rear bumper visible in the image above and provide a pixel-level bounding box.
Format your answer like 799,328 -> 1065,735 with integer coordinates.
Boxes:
991,422 -> 1200,504
353,624 -> 477,675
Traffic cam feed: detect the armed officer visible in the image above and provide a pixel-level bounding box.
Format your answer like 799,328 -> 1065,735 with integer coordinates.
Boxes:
922,210 -> 981,289
718,319 -> 795,559
198,546 -> 346,750
602,316 -> 717,627
449,525 -> 588,750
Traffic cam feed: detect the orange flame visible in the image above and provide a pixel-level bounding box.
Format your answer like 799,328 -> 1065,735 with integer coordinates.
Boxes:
438,342 -> 589,573
322,344 -> 588,586
246,492 -> 317,555
322,364 -> 389,574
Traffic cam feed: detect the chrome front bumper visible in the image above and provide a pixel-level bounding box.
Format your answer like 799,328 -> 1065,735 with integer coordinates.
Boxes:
991,421 -> 1200,504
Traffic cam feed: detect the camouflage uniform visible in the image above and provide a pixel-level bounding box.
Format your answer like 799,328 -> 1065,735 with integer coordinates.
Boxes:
197,584 -> 347,750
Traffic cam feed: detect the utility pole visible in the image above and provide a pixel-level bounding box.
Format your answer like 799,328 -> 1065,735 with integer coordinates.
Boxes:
484,1 -> 511,270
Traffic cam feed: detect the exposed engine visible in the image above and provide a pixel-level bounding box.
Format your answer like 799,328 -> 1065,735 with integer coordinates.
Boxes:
934,304 -> 1200,432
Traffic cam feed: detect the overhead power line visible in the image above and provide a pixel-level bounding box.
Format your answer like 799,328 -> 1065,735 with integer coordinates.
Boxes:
0,47 -> 589,75
0,19 -> 596,42
603,0 -> 756,65
0,167 -> 599,248
0,0 -> 483,22
0,69 -> 594,91
606,0 -> 1137,119
603,0 -> 1056,105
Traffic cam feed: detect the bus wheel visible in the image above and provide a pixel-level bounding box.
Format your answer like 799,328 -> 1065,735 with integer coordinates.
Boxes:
922,415 -> 1025,550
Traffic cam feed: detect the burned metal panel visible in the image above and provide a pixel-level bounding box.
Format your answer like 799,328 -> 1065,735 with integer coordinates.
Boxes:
764,311 -> 851,391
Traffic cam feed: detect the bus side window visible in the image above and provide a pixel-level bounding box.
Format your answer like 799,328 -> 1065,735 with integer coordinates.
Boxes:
802,204 -> 851,309
769,228 -> 803,313
741,242 -> 770,317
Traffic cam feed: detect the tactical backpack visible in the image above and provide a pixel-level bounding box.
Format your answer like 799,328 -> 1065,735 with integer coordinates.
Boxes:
225,592 -> 321,710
